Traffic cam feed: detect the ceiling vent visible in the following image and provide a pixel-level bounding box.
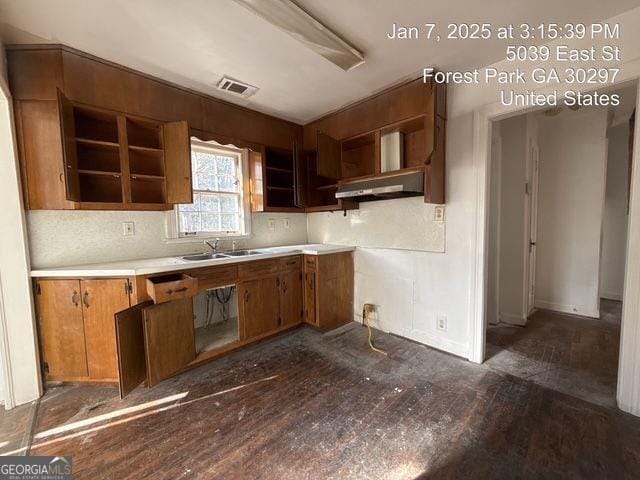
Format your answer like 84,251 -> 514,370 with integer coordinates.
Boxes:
216,76 -> 258,98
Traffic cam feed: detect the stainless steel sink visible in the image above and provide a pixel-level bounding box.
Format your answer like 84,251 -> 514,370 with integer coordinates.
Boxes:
181,253 -> 230,261
222,250 -> 264,257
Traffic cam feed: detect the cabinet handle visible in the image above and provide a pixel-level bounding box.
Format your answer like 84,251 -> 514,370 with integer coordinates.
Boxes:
82,291 -> 90,308
244,290 -> 249,302
71,290 -> 79,307
166,287 -> 188,294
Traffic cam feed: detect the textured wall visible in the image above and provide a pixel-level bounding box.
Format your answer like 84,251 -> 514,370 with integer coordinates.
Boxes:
27,211 -> 307,268
307,197 -> 445,252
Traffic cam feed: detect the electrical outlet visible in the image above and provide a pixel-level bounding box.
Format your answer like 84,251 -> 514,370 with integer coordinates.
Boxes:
268,218 -> 276,231
434,206 -> 445,222
283,218 -> 290,229
436,315 -> 447,332
123,222 -> 135,236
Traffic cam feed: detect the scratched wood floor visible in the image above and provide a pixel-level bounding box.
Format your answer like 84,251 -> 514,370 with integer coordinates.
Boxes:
1,300 -> 640,479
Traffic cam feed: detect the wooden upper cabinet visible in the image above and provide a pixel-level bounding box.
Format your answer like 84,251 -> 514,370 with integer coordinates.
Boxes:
57,90 -> 81,201
53,93 -> 192,209
163,121 -> 193,205
316,132 -> 341,180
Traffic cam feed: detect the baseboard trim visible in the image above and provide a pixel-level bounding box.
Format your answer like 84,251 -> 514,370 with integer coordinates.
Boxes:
354,315 -> 469,359
534,300 -> 599,319
500,312 -> 527,326
601,292 -> 623,301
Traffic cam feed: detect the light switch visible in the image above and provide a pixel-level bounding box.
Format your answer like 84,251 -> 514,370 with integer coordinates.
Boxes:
268,218 -> 276,231
283,218 -> 290,229
434,206 -> 445,222
123,222 -> 135,236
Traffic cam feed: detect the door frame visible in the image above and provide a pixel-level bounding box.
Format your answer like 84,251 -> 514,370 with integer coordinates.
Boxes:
469,77 -> 640,416
523,138 -> 540,316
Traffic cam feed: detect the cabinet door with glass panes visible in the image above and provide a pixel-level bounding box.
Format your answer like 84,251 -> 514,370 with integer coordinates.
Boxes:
173,140 -> 250,239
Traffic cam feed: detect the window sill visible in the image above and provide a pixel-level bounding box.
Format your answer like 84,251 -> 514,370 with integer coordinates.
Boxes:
164,234 -> 251,245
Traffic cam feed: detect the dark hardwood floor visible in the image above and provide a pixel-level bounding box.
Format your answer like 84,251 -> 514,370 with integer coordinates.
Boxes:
1,301 -> 639,479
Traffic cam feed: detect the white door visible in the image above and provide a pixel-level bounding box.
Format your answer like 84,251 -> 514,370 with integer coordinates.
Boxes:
526,142 -> 540,315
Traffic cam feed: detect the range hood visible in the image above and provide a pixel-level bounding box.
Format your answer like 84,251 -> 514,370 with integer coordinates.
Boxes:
335,170 -> 424,202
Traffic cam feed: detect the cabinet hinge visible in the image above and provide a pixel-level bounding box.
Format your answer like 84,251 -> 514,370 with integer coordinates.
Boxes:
42,362 -> 49,374
125,280 -> 133,296
35,283 -> 41,296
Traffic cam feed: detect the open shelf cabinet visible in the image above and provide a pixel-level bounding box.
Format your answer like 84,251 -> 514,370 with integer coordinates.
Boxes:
249,145 -> 304,212
57,90 -> 192,209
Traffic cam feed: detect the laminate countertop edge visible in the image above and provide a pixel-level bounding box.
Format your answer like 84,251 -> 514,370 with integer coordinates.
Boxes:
30,244 -> 356,278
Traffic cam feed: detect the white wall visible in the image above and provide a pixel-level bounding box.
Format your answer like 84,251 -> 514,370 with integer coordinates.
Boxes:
0,40 -> 42,408
535,109 -> 609,318
307,197 -> 444,252
308,112 -> 476,358
27,211 -> 307,269
600,123 -> 630,301
486,123 -> 501,325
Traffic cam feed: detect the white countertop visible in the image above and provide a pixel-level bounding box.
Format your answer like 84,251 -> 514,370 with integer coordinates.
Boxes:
30,244 -> 355,278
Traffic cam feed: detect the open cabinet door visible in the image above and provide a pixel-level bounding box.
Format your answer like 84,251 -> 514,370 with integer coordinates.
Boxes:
316,132 -> 342,180
56,89 -> 81,201
293,141 -> 307,208
115,301 -> 152,398
143,298 -> 196,387
163,121 -> 192,204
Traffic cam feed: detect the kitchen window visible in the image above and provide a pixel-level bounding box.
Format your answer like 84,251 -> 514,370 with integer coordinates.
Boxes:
169,140 -> 251,239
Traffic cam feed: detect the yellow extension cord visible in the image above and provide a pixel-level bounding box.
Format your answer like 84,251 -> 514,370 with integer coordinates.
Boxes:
363,304 -> 388,356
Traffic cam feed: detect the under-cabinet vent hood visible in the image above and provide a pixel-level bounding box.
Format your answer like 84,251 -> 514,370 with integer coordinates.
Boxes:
335,170 -> 424,202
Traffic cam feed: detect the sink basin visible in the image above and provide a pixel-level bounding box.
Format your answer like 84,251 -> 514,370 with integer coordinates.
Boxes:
222,250 -> 264,257
181,253 -> 229,261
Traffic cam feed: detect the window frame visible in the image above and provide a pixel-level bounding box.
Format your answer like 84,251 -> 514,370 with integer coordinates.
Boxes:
166,139 -> 251,241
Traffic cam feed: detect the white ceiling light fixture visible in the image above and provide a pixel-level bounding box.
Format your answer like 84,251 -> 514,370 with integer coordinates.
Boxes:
232,0 -> 365,71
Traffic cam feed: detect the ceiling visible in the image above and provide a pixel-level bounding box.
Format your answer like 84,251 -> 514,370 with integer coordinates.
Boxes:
1,0 -> 639,124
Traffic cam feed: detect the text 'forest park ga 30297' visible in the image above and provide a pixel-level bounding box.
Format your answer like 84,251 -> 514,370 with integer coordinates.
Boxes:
386,21 -> 624,108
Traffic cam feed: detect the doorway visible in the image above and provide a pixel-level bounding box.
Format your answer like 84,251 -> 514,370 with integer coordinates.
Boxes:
483,94 -> 634,407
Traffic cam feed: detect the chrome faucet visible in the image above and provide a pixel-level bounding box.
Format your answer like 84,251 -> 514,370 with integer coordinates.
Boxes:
204,238 -> 220,253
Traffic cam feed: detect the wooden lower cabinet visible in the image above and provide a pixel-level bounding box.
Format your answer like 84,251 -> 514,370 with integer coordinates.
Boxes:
115,297 -> 196,396
303,252 -> 354,331
239,276 -> 280,340
280,269 -> 303,327
36,279 -> 88,379
35,277 -> 132,382
34,253 -> 351,397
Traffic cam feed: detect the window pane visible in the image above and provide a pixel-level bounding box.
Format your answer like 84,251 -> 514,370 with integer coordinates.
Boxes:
180,212 -> 201,232
195,152 -> 216,173
220,196 -> 237,213
217,175 -> 236,192
201,213 -> 221,232
178,193 -> 200,212
216,156 -> 235,175
200,193 -> 220,212
194,173 -> 217,191
221,214 -> 238,232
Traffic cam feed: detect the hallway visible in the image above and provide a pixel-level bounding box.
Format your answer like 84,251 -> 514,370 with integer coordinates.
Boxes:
486,299 -> 621,408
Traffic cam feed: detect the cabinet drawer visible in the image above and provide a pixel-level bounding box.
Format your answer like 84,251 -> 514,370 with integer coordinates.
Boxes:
191,265 -> 238,290
279,255 -> 301,271
303,255 -> 317,272
238,259 -> 279,279
146,274 -> 198,304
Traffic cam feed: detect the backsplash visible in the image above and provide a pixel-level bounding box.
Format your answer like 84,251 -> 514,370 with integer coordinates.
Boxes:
27,210 -> 307,268
307,197 -> 445,252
